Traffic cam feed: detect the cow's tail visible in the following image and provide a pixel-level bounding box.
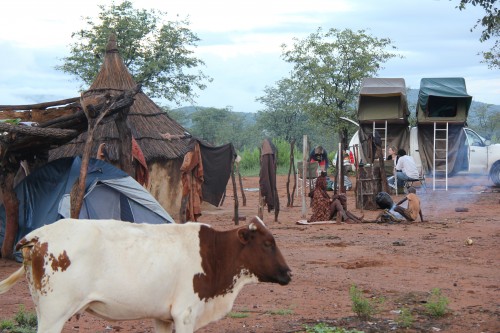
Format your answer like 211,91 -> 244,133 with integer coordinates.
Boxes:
0,266 -> 25,294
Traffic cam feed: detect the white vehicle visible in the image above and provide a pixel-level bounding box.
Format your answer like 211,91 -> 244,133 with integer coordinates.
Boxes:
343,77 -> 500,187
347,127 -> 500,186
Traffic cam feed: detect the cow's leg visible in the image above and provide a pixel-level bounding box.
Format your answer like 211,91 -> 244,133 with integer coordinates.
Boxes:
35,299 -> 83,333
36,315 -> 66,333
154,319 -> 174,333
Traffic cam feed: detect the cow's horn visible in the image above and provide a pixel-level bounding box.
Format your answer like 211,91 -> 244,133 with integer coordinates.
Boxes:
249,223 -> 257,231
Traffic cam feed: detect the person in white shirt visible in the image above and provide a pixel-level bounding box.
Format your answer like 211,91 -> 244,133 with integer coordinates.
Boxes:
388,149 -> 419,188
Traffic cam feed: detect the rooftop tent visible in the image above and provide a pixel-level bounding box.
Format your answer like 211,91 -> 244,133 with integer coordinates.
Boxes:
356,78 -> 410,162
0,156 -> 174,254
416,77 -> 472,123
357,78 -> 410,122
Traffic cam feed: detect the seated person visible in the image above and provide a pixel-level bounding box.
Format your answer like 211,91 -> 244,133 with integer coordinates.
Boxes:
310,146 -> 328,174
308,174 -> 331,222
385,146 -> 398,183
388,149 -> 419,188
393,187 -> 424,222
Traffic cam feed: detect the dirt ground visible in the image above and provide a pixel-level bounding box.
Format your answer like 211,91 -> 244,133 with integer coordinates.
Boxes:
0,174 -> 499,333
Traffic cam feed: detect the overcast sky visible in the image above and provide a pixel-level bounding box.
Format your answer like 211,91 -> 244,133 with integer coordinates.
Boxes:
0,0 -> 498,113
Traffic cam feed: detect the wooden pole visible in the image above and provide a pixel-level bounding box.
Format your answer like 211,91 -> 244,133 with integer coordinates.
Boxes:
231,157 -> 239,225
286,140 -> 295,207
301,135 -> 308,218
0,166 -> 19,259
70,88 -> 138,219
235,157 -> 246,206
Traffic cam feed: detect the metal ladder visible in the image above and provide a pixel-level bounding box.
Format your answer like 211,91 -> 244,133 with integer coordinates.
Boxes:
433,122 -> 448,190
373,121 -> 388,159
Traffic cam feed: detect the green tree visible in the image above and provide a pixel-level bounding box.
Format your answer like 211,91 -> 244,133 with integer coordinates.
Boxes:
164,106 -> 192,129
281,28 -> 401,137
468,103 -> 500,142
56,1 -> 211,104
190,107 -> 254,147
256,78 -> 314,143
456,0 -> 499,69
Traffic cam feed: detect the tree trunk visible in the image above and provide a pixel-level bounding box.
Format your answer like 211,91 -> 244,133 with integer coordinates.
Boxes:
0,169 -> 19,259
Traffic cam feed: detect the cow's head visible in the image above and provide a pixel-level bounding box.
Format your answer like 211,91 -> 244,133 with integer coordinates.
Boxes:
237,216 -> 291,286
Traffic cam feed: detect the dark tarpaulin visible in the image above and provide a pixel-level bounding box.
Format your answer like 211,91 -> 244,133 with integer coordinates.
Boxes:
259,139 -> 279,212
198,141 -> 236,207
417,124 -> 468,174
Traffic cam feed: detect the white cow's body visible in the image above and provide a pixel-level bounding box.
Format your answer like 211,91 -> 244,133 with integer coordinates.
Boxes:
0,218 -> 291,333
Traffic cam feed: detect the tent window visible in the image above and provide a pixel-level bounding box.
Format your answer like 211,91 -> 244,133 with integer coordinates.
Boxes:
427,96 -> 457,117
119,193 -> 134,222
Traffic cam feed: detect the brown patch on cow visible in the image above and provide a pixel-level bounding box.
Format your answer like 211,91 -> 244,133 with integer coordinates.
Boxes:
15,236 -> 37,251
193,225 -> 245,301
31,241 -> 49,292
49,251 -> 71,272
16,237 -> 71,294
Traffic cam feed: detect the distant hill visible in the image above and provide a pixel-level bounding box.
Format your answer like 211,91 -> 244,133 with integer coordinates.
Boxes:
171,106 -> 256,128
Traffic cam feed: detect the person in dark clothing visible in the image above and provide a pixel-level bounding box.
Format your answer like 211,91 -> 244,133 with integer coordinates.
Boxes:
308,174 -> 363,223
309,146 -> 329,174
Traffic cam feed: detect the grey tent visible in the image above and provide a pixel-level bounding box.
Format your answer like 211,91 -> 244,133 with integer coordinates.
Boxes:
0,156 -> 174,256
356,78 -> 410,162
357,77 -> 410,122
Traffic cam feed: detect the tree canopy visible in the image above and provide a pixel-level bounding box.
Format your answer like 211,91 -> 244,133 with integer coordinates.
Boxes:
256,78 -> 314,143
280,28 -> 401,134
56,1 -> 212,104
457,0 -> 499,69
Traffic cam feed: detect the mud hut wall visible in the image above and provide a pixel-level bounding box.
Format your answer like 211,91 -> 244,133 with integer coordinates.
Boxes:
148,159 -> 183,222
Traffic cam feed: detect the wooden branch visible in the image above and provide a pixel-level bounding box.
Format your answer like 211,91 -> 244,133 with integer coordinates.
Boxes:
0,122 -> 79,138
0,97 -> 79,111
70,85 -> 141,219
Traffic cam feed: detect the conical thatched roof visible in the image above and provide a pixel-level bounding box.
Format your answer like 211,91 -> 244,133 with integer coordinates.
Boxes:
50,34 -> 191,162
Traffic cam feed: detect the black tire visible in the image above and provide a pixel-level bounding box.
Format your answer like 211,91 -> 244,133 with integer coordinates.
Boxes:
490,162 -> 500,186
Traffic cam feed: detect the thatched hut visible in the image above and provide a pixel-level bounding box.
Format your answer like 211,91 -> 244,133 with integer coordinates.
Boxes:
50,35 -> 192,220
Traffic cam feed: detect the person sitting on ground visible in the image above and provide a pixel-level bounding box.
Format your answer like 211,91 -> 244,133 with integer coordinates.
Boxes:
308,173 -> 331,222
308,173 -> 364,223
329,193 -> 364,223
388,149 -> 419,188
393,187 -> 424,222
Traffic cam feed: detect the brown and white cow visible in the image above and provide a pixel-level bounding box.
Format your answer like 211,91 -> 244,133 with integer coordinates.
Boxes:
0,216 -> 291,333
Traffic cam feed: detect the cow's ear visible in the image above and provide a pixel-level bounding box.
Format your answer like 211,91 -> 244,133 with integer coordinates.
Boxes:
237,228 -> 250,244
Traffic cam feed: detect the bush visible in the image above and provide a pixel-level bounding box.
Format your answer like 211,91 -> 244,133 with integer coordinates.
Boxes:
238,138 -> 304,176
349,285 -> 383,320
304,323 -> 364,333
425,288 -> 449,317
396,307 -> 414,328
0,305 -> 37,333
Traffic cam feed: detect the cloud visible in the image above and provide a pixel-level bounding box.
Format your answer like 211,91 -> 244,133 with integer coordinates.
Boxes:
0,0 -> 498,112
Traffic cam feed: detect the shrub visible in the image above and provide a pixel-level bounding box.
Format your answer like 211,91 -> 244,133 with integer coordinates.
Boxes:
425,288 -> 449,317
349,284 -> 383,320
396,307 -> 414,328
304,322 -> 364,333
0,305 -> 37,333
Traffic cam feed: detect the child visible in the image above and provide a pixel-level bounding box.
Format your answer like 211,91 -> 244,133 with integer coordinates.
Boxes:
393,187 -> 424,222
